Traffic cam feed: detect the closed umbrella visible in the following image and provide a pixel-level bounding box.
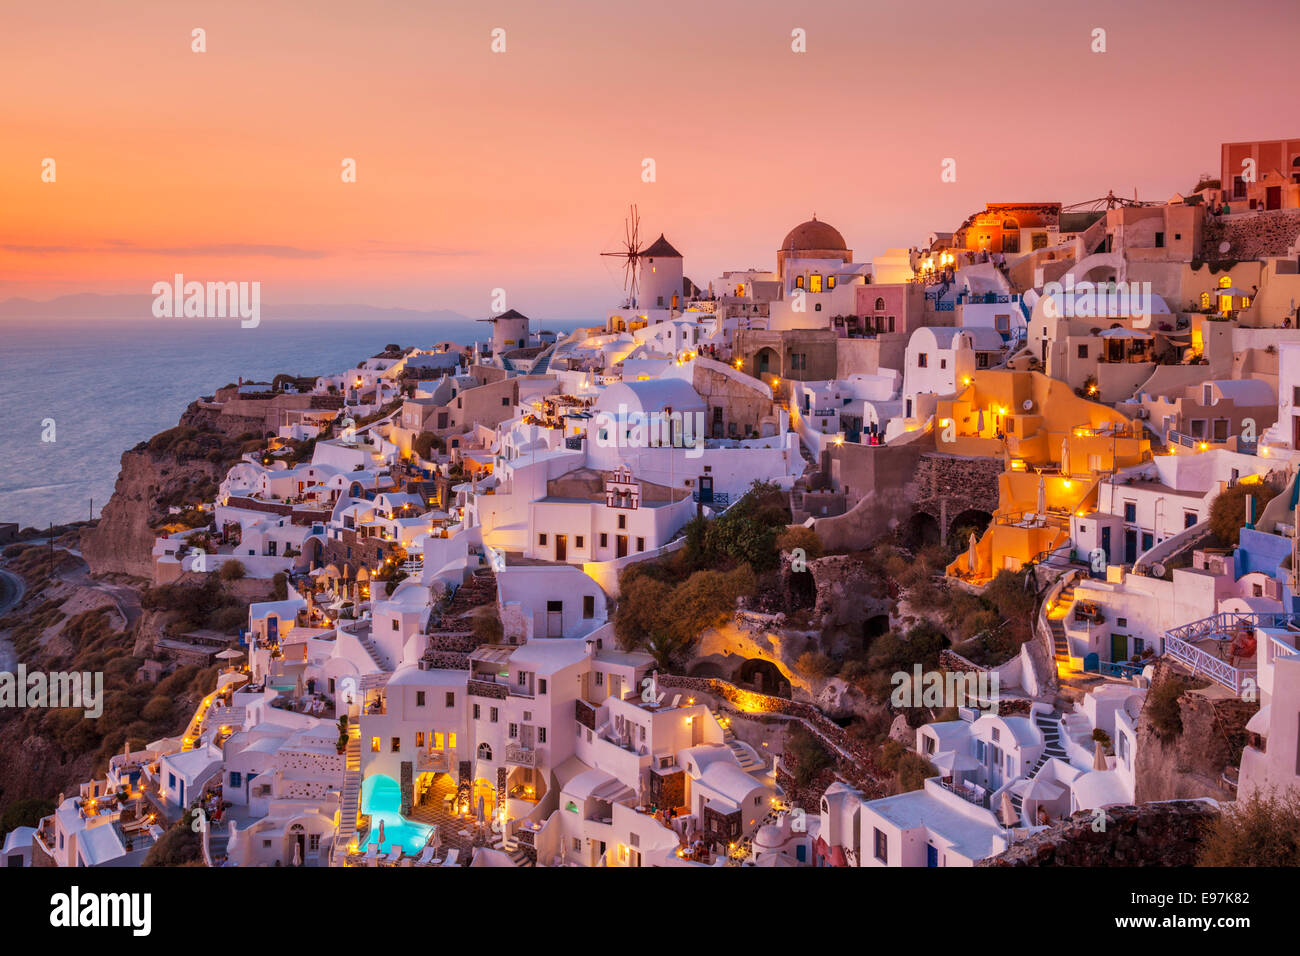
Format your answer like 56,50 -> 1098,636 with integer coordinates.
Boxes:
1036,475 -> 1046,518
292,840 -> 302,867
227,820 -> 239,855
967,532 -> 978,573
1093,740 -> 1109,771
999,790 -> 1019,827
377,819 -> 386,848
1060,439 -> 1070,477
477,795 -> 486,825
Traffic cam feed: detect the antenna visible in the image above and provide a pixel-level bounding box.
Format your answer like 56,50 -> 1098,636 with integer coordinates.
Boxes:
601,204 -> 642,308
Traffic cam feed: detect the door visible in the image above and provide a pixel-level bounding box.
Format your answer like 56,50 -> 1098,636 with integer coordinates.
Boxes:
1267,186 -> 1282,210
1100,526 -> 1111,570
926,844 -> 939,867
295,833 -> 306,865
1124,529 -> 1138,564
546,600 -> 562,638
616,535 -> 628,558
555,534 -> 567,562
1111,633 -> 1128,663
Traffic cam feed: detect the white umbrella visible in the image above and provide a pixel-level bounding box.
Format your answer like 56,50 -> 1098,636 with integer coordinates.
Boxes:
377,819 -> 386,847
1011,776 -> 1066,801
227,820 -> 238,854
1060,439 -> 1069,477
1036,475 -> 1046,517
477,795 -> 486,824
216,648 -> 244,661
931,750 -> 980,776
967,533 -> 977,573
292,840 -> 302,867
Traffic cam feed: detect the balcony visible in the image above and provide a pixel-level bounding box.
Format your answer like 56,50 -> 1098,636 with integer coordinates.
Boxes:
467,678 -> 508,700
417,751 -> 450,773
504,744 -> 537,768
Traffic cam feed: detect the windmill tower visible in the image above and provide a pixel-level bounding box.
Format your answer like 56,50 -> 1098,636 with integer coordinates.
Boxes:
602,204 -> 642,308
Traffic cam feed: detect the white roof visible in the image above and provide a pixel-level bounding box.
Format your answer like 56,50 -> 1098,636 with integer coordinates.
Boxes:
1069,769 -> 1131,810
1210,380 -> 1274,405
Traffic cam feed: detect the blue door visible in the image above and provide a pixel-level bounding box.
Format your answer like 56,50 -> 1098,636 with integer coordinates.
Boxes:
1099,527 -> 1111,574
926,844 -> 938,867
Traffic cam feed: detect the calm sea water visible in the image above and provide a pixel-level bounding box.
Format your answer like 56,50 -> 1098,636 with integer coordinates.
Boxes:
0,316 -> 580,529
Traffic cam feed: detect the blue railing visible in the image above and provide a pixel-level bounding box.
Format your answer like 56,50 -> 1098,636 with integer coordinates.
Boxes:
691,491 -> 731,508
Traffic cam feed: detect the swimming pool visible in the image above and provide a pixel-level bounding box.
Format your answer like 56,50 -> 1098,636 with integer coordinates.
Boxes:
360,775 -> 433,855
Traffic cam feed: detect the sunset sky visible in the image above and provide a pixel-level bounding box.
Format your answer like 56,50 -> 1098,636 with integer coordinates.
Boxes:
3,0 -> 1297,321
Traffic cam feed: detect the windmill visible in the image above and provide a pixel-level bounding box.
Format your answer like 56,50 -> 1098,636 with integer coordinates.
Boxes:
602,204 -> 642,308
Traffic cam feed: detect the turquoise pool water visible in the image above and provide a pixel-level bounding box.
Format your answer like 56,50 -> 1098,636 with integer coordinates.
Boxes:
361,775 -> 433,855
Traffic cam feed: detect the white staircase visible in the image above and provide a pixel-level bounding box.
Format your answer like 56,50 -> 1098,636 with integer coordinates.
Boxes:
332,708 -> 363,866
712,709 -> 764,773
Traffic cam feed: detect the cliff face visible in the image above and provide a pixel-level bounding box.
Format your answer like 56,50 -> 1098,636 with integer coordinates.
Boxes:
80,403 -> 239,580
1134,661 -> 1255,804
80,449 -> 225,579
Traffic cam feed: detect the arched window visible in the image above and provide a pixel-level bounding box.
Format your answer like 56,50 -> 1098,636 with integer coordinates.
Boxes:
1200,292 -> 1211,308
795,276 -> 804,289
477,743 -> 492,760
827,276 -> 836,289
875,297 -> 886,311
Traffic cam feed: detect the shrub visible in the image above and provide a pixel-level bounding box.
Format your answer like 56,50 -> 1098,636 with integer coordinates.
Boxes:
1209,479 -> 1280,547
1199,789 -> 1300,866
776,526 -> 823,563
218,560 -> 247,582
795,650 -> 839,679
1147,677 -> 1188,739
785,724 -> 832,788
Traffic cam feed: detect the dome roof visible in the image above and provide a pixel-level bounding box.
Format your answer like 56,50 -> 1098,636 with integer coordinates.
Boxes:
781,216 -> 847,252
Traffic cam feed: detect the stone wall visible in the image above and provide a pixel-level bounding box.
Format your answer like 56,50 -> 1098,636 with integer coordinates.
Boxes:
978,800 -> 1220,866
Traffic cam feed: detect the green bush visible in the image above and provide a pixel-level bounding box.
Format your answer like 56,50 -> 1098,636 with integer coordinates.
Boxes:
1199,789 -> 1300,866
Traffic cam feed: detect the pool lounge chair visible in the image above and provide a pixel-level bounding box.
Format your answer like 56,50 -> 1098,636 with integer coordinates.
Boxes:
363,844 -> 380,866
440,848 -> 459,867
386,846 -> 403,865
415,846 -> 438,866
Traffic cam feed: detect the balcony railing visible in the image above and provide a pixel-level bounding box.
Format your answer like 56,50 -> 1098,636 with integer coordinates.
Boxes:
505,744 -> 537,767
417,751 -> 450,772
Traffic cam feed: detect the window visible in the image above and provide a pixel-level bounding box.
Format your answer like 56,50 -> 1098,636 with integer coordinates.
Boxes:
538,533 -> 547,546
539,728 -> 547,744
416,691 -> 425,706
490,707 -> 498,723
617,515 -> 626,530
992,728 -> 1000,743
575,535 -> 584,548
1155,232 -> 1165,248
1077,344 -> 1088,359
501,396 -> 509,406
539,679 -> 547,694
875,297 -> 886,311
416,731 -> 425,747
448,732 -> 456,748
583,595 -> 595,619
1123,501 -> 1136,522
595,671 -> 604,686
391,617 -> 399,631
472,704 -> 481,720
370,737 -> 380,753
917,353 -> 928,368
230,771 -> 242,788
445,692 -> 455,706
391,737 -> 400,752
636,537 -> 645,552
599,532 -> 608,548
873,829 -> 888,864
939,358 -> 947,369
1185,511 -> 1197,529
509,723 -> 519,739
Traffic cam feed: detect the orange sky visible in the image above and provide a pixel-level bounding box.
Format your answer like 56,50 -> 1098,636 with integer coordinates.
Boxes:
2,0 -> 1297,320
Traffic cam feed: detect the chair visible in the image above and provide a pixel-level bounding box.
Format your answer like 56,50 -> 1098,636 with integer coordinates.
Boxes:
415,846 -> 437,866
386,846 -> 403,865
363,844 -> 379,866
440,848 -> 459,867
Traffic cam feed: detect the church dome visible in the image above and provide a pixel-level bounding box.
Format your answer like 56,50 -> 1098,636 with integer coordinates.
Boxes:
780,216 -> 847,252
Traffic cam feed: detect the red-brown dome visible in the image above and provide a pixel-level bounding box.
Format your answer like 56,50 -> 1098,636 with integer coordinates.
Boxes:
780,216 -> 847,252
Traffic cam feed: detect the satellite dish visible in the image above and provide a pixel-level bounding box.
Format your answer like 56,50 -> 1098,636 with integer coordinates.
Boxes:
1218,241 -> 1231,254
1152,562 -> 1167,577
1022,399 -> 1034,411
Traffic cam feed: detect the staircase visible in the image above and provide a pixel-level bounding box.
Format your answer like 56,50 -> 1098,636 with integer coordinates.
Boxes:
1047,584 -> 1075,664
489,832 -> 535,867
356,632 -> 391,673
332,711 -> 363,866
1009,711 -> 1070,819
713,709 -> 764,772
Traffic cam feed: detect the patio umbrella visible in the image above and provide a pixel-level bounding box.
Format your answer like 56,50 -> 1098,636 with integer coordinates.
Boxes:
377,819 -> 386,847
967,533 -> 977,573
1060,439 -> 1070,477
428,825 -> 440,852
976,409 -> 985,433
999,791 -> 1018,827
1011,776 -> 1065,801
216,648 -> 244,661
1093,740 -> 1109,771
227,820 -> 238,855
1036,475 -> 1046,517
292,840 -> 302,867
477,795 -> 485,825
931,750 -> 980,778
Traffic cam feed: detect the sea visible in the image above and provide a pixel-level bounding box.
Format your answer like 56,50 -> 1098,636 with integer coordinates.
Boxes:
0,315 -> 583,529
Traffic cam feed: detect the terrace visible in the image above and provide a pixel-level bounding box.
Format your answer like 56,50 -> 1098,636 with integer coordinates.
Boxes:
1161,610 -> 1292,694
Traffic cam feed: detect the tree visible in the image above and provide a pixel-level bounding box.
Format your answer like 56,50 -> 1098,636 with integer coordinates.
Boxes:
1199,789 -> 1300,866
218,559 -> 247,582
785,724 -> 832,788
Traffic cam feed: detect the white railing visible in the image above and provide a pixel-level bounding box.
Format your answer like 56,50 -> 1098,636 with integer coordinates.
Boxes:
1162,633 -> 1254,694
